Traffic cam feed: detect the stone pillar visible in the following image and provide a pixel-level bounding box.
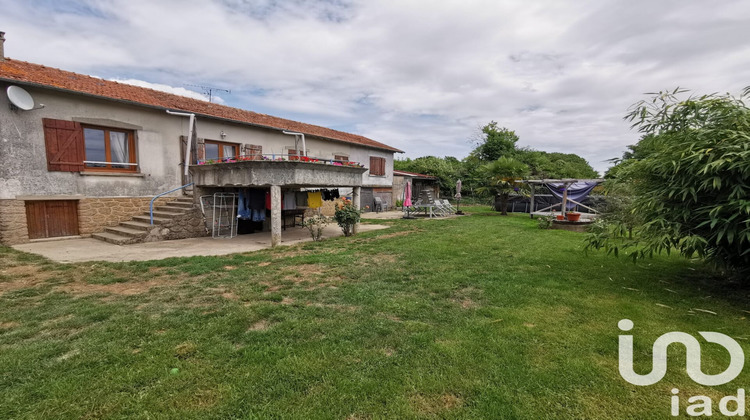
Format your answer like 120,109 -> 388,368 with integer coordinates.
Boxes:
271,185 -> 282,247
352,186 -> 361,234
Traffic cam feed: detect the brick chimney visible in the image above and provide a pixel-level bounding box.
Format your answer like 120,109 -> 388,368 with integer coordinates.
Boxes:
0,32 -> 5,61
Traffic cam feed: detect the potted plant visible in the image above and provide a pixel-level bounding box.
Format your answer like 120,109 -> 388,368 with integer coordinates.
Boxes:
556,214 -> 565,221
566,212 -> 581,222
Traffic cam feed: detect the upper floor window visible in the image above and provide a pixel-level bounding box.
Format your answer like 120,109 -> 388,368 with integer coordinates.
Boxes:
83,126 -> 137,171
205,140 -> 239,161
334,154 -> 349,163
369,156 -> 386,176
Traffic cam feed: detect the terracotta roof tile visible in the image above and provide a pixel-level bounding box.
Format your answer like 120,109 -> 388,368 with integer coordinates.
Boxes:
0,58 -> 403,153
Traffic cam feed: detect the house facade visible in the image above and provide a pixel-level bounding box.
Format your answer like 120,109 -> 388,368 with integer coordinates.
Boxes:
0,35 -> 401,246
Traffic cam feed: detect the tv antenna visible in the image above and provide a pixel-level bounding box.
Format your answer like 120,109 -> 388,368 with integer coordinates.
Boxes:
185,84 -> 231,103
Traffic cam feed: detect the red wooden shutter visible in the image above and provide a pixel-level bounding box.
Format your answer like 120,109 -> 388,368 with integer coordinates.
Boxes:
43,118 -> 84,172
370,157 -> 385,176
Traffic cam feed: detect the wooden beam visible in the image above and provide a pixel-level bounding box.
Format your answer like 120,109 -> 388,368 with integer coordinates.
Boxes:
561,181 -> 570,216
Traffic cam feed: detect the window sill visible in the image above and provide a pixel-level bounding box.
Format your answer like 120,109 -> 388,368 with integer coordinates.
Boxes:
80,171 -> 145,177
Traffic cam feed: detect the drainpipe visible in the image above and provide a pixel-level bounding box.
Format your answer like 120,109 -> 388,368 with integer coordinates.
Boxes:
166,110 -> 195,177
282,131 -> 306,157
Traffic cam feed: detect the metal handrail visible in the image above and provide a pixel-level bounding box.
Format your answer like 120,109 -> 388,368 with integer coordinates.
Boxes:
150,183 -> 194,225
196,153 -> 363,167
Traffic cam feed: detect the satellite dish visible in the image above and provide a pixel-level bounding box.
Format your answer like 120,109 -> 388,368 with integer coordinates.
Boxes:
7,85 -> 35,111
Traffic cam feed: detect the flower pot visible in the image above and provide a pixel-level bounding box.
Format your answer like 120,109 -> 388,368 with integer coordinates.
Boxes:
556,215 -> 565,221
566,212 -> 581,222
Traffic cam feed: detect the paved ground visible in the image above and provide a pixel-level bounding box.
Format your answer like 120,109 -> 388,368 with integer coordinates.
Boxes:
360,210 -> 406,220
13,224 -> 389,263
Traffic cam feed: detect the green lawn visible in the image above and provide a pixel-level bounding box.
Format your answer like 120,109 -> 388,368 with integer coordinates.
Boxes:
1,209 -> 748,419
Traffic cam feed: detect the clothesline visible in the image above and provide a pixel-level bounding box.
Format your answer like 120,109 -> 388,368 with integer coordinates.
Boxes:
235,187 -> 341,219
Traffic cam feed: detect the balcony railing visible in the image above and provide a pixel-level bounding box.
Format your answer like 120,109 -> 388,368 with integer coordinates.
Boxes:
196,154 -> 364,168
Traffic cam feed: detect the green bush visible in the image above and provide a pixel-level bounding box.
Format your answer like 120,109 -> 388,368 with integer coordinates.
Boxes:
537,215 -> 553,230
333,199 -> 361,237
587,88 -> 750,277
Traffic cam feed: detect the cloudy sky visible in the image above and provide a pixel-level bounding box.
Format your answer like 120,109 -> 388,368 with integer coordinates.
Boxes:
2,0 -> 749,173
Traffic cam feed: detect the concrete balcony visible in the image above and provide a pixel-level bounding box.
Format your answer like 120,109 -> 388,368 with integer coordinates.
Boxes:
190,160 -> 367,188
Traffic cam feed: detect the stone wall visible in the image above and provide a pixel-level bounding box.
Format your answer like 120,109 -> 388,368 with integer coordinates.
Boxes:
0,196 -> 178,246
0,199 -> 29,245
143,207 -> 209,242
303,198 -> 345,219
78,196 -> 172,235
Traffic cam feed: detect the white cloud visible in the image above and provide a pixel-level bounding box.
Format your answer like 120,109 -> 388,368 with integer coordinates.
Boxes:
2,0 -> 749,174
108,79 -> 226,104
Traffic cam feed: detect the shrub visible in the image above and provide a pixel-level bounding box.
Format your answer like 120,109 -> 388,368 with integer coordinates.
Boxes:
537,215 -> 553,229
333,199 -> 361,237
303,215 -> 330,242
586,88 -> 750,277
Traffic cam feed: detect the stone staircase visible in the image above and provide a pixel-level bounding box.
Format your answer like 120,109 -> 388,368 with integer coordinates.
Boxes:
92,196 -> 195,245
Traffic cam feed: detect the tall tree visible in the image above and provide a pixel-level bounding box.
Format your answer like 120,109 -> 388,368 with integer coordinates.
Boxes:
472,121 -> 519,162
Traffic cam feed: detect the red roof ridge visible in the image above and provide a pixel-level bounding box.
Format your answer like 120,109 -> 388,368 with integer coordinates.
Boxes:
0,57 -> 403,153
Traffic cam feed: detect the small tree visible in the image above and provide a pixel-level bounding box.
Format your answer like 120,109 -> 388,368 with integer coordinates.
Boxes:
333,199 -> 361,237
476,157 -> 530,215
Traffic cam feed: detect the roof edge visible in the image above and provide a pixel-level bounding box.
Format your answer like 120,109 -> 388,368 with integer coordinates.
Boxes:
0,61 -> 404,153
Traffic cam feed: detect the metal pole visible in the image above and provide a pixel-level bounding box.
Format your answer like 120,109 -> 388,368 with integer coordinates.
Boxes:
529,183 -> 535,219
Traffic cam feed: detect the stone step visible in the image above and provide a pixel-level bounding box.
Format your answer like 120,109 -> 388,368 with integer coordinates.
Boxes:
120,221 -> 154,231
156,205 -> 191,213
91,231 -> 134,245
144,210 -> 184,218
105,226 -> 148,238
132,215 -> 170,225
165,201 -> 194,209
174,197 -> 194,203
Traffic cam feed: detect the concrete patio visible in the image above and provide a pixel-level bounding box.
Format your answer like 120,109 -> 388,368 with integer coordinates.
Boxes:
13,223 -> 389,263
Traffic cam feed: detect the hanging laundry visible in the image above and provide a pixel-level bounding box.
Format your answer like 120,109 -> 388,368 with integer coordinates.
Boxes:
296,191 -> 308,207
237,189 -> 251,219
283,191 -> 297,210
251,208 -> 266,222
332,188 -> 340,199
307,191 -> 323,208
248,189 -> 265,210
265,190 -> 271,210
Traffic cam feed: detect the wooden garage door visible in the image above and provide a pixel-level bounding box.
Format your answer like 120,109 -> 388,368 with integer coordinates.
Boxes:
25,200 -> 80,239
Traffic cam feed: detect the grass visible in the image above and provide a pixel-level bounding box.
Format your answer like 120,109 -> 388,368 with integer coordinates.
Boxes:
1,208 -> 749,419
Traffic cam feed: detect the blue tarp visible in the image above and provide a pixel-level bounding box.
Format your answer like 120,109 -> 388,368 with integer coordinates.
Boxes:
546,182 -> 598,210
